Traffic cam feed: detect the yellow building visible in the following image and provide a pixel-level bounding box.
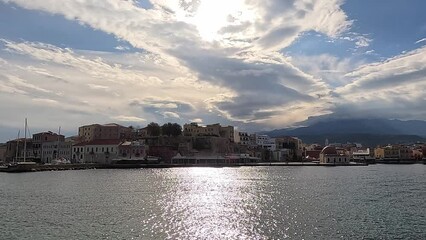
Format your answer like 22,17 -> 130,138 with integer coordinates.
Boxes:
374,145 -> 400,159
183,123 -> 234,142
78,123 -> 132,142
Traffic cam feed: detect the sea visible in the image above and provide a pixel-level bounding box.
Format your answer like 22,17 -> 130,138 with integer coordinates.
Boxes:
1,165 -> 425,239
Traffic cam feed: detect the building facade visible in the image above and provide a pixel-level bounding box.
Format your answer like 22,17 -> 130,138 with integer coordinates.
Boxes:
320,146 -> 350,164
255,134 -> 276,151
374,146 -> 400,160
78,123 -> 132,142
235,131 -> 250,145
117,141 -> 147,159
72,139 -> 121,164
183,123 -> 234,142
275,136 -> 303,160
5,138 -> 34,162
41,141 -> 73,163
33,131 -> 65,162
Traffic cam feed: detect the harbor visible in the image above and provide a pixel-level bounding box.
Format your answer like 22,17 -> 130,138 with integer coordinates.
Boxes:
0,161 -> 371,173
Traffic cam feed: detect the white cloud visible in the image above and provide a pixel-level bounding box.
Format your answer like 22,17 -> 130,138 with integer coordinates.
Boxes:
332,46 -> 426,120
115,45 -> 130,51
190,118 -> 203,123
162,111 -> 180,119
415,38 -> 426,44
112,115 -> 146,122
355,36 -> 371,48
32,98 -> 59,105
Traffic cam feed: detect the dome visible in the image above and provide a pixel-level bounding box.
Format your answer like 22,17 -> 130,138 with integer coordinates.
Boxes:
321,146 -> 337,155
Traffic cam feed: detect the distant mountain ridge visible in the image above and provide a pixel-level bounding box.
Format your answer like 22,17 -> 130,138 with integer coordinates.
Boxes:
263,118 -> 426,146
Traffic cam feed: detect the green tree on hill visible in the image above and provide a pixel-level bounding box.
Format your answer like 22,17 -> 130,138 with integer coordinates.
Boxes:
161,122 -> 182,136
147,122 -> 161,136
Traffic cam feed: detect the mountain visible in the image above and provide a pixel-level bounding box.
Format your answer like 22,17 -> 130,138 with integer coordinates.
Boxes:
263,118 -> 426,146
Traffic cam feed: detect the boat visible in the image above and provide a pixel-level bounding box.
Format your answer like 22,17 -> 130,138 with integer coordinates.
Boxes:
12,118 -> 37,166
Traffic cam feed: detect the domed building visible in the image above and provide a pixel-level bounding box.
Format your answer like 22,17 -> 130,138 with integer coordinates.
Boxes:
320,146 -> 349,164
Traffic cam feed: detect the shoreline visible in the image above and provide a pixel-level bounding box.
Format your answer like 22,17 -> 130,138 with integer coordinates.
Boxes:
0,162 -> 373,173
2,161 -> 424,173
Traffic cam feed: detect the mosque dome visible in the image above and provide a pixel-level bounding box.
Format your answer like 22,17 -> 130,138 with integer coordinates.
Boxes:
321,146 -> 337,155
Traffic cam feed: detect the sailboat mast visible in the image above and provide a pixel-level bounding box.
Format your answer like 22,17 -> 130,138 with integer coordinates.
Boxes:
23,118 -> 27,162
57,126 -> 61,160
14,130 -> 20,163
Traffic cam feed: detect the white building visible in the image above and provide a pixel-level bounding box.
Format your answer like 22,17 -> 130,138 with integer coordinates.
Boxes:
72,139 -> 121,164
255,134 -> 276,151
352,148 -> 374,162
41,141 -> 72,163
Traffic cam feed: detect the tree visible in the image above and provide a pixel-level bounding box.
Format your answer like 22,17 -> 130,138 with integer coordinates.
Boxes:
147,122 -> 161,136
161,123 -> 182,137
171,123 -> 182,137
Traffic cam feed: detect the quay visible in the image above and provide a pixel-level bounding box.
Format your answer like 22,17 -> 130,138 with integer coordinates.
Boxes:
0,162 -> 369,173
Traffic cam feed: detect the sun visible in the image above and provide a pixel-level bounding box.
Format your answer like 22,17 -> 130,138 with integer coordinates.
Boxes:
174,0 -> 254,42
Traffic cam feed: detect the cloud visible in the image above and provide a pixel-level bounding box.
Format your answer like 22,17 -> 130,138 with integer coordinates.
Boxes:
112,115 -> 146,122
0,39 -> 227,135
289,54 -> 365,87
190,118 -> 203,123
354,36 -> 372,48
8,0 -> 424,139
415,38 -> 426,44
331,46 -> 426,120
32,98 -> 59,105
162,111 -> 180,119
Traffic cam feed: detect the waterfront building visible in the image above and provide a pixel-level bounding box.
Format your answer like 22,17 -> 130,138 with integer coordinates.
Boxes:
352,148 -> 375,163
374,145 -> 400,160
255,134 -> 276,151
41,140 -> 73,163
319,146 -> 350,164
117,141 -> 147,159
0,143 -> 6,163
183,123 -> 234,142
72,139 -> 121,164
275,136 -> 303,160
5,138 -> 35,162
399,145 -> 413,160
33,131 -> 65,163
78,123 -> 132,142
235,131 -> 250,145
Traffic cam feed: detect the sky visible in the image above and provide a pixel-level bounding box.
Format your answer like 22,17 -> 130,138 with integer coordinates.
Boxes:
0,0 -> 425,141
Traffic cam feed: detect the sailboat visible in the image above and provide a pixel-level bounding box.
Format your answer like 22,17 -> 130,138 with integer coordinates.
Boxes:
0,119 -> 37,172
13,118 -> 37,166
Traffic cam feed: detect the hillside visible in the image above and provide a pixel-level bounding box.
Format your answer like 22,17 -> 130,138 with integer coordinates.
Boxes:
263,119 -> 426,146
